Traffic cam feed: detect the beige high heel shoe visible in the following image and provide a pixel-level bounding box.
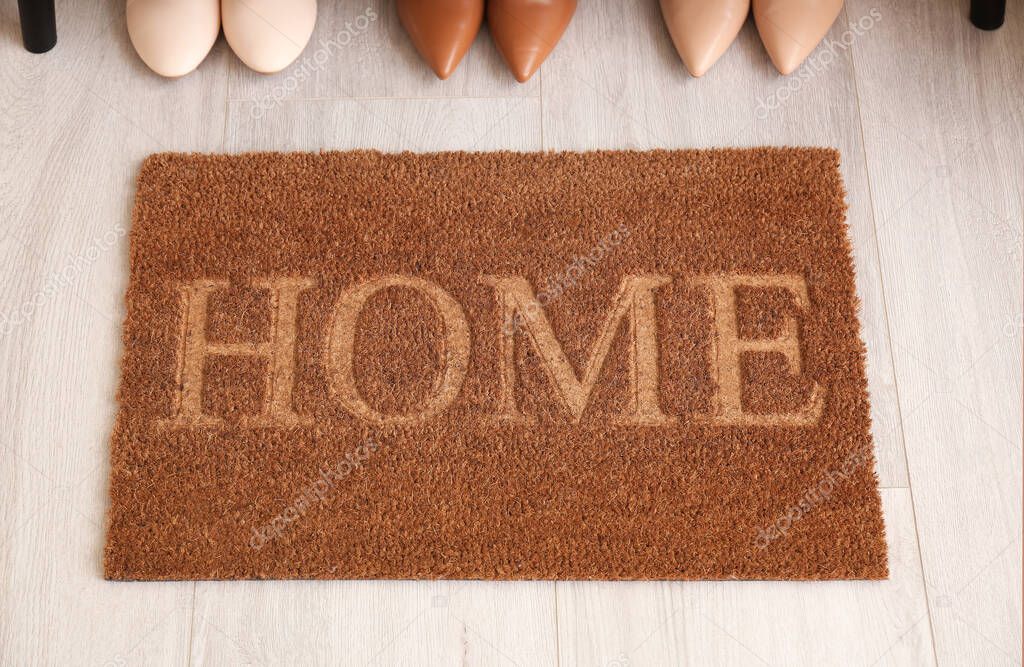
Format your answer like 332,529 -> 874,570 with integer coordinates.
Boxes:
660,0 -> 750,77
222,0 -> 318,74
127,0 -> 220,78
753,0 -> 843,75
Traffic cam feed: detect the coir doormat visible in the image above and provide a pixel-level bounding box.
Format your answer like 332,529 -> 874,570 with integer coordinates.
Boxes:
105,149 -> 887,580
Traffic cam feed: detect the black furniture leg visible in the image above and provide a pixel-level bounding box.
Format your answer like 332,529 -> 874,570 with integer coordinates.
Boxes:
17,0 -> 57,53
971,0 -> 1006,30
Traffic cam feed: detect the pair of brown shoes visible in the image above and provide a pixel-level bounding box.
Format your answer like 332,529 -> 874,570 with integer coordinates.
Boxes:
398,0 -> 576,82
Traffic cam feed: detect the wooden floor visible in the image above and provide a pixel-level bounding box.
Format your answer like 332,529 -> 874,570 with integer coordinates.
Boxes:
1,0 -> 1020,664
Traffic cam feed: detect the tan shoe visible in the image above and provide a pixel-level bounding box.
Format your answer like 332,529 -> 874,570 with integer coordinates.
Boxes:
753,0 -> 843,75
660,0 -> 749,77
222,0 -> 318,74
398,0 -> 484,80
127,0 -> 220,78
487,0 -> 576,83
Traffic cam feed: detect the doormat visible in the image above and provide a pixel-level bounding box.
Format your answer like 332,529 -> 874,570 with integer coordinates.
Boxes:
105,149 -> 888,580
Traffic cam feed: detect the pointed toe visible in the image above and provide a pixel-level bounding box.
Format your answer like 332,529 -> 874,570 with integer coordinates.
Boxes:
507,50 -> 544,82
425,45 -> 463,80
753,0 -> 843,75
684,55 -> 713,79
433,61 -> 458,80
660,0 -> 749,77
488,0 -> 576,83
222,0 -> 317,74
415,43 -> 461,80
398,0 -> 484,80
510,62 -> 536,83
127,0 -> 220,78
768,43 -> 804,75
677,36 -> 728,77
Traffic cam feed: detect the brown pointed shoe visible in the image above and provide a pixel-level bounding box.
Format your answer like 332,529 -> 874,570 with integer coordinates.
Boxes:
487,0 -> 576,83
398,0 -> 485,79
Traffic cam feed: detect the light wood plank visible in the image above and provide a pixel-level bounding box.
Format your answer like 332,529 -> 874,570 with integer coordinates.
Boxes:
556,581 -> 687,666
227,96 -> 542,152
0,2 -> 228,664
847,1 -> 1023,663
192,580 -> 557,665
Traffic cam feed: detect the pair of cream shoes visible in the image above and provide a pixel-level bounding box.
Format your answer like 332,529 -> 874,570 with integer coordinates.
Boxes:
661,0 -> 844,77
128,0 -> 317,77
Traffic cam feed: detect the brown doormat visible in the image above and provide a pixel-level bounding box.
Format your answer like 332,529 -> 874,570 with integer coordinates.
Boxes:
105,149 -> 887,581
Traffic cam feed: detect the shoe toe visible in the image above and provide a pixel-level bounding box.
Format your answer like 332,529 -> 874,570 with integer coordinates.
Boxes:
754,0 -> 843,75
222,0 -> 318,74
503,48 -> 545,83
127,0 -> 220,78
764,40 -> 806,75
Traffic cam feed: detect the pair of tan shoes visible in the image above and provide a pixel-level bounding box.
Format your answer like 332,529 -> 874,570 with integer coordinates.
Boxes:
398,0 -> 576,83
661,0 -> 844,77
128,0 -> 317,78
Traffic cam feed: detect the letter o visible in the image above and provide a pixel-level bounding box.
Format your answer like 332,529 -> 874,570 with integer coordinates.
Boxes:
325,275 -> 470,424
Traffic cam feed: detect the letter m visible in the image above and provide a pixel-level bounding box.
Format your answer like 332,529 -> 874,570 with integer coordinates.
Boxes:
480,275 -> 673,424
